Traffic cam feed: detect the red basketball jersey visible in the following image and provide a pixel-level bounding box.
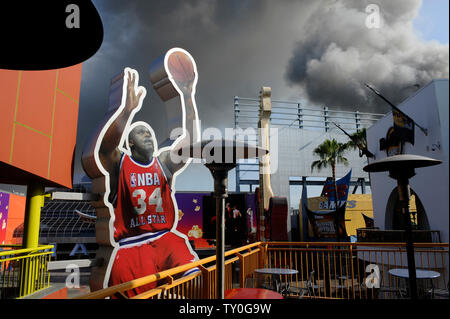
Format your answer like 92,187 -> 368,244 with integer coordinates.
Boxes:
113,154 -> 175,242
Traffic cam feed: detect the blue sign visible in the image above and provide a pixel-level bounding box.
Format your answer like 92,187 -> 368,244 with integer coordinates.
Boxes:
321,169 -> 352,209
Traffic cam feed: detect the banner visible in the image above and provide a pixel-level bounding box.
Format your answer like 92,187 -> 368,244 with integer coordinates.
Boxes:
364,83 -> 416,146
393,109 -> 415,145
301,194 -> 374,237
0,192 -> 10,244
302,182 -> 348,240
305,206 -> 348,239
320,170 -> 352,210
174,193 -> 208,249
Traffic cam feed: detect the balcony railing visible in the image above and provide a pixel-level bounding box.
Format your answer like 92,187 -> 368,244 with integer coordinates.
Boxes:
76,242 -> 449,300
357,229 -> 441,243
77,242 -> 264,299
0,244 -> 54,299
262,242 -> 448,299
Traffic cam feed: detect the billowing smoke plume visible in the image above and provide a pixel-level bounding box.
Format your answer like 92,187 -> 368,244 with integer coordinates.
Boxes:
285,0 -> 449,112
72,0 -> 448,183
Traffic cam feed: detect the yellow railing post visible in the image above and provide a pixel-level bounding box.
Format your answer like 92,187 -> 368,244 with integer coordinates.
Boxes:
198,265 -> 209,299
258,243 -> 267,268
0,245 -> 53,298
350,245 -> 355,299
236,252 -> 245,288
20,181 -> 45,298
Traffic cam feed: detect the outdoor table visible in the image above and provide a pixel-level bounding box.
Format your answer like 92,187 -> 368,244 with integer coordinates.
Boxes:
389,268 -> 441,298
225,288 -> 283,299
254,268 -> 298,296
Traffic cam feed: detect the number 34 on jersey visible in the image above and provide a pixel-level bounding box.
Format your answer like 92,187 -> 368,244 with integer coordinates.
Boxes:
130,187 -> 167,229
132,188 -> 164,215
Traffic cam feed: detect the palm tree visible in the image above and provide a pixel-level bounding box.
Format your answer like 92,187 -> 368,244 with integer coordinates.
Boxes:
311,138 -> 350,241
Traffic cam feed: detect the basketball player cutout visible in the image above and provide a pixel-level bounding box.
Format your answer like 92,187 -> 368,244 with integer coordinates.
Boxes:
82,48 -> 201,298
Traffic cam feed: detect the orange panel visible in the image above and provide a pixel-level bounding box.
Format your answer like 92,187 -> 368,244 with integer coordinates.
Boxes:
48,91 -> 79,187
57,64 -> 83,101
11,123 -> 51,180
15,70 -> 57,137
1,66 -> 81,188
0,70 -> 19,163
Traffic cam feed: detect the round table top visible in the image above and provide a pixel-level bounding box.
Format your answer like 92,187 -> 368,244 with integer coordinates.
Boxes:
254,268 -> 299,275
225,288 -> 283,299
388,268 -> 441,279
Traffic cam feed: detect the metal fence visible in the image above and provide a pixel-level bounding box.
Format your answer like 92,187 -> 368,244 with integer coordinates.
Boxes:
76,242 -> 264,299
76,241 -> 448,300
234,96 -> 384,132
233,96 -> 385,191
0,244 -> 54,298
261,242 -> 448,299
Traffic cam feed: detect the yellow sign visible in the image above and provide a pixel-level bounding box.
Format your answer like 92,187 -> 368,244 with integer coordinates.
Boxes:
299,193 -> 419,239
299,194 -> 374,239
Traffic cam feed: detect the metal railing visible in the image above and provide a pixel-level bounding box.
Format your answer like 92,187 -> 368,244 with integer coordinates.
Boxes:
233,96 -> 384,132
0,244 -> 54,299
76,242 -> 264,299
357,229 -> 441,243
76,241 -> 448,300
233,96 -> 385,191
262,242 -> 448,299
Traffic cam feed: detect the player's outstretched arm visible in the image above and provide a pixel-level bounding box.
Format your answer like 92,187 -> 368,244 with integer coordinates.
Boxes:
160,83 -> 199,175
150,49 -> 200,186
99,70 -> 146,177
158,63 -> 200,185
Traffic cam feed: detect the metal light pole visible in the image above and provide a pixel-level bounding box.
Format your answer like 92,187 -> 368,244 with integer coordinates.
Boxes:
205,162 -> 235,299
180,139 -> 267,299
364,154 -> 441,299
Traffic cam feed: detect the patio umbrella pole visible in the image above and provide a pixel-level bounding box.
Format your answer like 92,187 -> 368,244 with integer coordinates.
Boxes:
215,193 -> 226,299
364,154 -> 442,300
396,176 -> 418,299
206,163 -> 235,299
181,138 -> 267,299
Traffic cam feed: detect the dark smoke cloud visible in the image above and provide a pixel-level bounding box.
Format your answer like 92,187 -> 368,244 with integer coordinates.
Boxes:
285,0 -> 449,111
74,0 -> 448,185
76,0 -> 313,182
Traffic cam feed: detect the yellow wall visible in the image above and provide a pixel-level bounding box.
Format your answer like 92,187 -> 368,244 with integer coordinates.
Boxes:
299,194 -> 374,238
343,194 -> 374,236
299,194 -> 418,239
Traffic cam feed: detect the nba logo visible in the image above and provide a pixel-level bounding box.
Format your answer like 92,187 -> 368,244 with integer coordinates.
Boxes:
130,173 -> 136,187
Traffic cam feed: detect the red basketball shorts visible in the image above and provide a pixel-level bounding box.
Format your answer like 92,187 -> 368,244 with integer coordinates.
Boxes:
108,231 -> 199,298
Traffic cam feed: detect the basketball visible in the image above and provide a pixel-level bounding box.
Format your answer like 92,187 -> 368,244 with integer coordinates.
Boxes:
167,51 -> 195,83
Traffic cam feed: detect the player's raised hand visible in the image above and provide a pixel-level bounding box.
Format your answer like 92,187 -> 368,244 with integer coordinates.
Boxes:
125,69 -> 146,111
167,51 -> 196,96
